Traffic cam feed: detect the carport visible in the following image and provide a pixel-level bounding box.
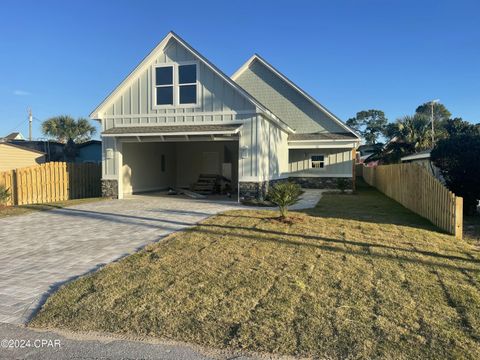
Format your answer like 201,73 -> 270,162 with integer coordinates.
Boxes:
102,124 -> 241,198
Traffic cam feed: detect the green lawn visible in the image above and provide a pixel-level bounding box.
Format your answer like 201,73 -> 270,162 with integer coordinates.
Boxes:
465,214 -> 480,246
0,197 -> 106,218
30,183 -> 480,359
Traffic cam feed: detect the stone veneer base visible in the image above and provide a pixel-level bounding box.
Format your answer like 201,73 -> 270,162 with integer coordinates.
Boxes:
288,177 -> 353,190
101,179 -> 118,198
239,177 -> 353,200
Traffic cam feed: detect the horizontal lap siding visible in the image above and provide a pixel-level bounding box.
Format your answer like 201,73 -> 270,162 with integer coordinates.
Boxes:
0,144 -> 45,171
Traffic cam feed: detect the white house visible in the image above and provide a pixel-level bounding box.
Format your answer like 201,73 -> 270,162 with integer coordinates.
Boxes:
91,32 -> 360,199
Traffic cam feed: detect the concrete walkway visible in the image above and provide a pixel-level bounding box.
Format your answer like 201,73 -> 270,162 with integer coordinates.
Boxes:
0,190 -> 322,325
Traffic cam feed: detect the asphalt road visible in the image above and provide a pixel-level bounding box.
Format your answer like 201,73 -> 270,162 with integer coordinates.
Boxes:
0,323 -> 265,360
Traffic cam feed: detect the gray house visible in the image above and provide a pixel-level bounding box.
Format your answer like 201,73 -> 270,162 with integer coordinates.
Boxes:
91,32 -> 360,199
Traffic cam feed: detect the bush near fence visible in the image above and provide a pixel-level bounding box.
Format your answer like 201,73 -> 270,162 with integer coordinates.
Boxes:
363,163 -> 463,239
0,162 -> 101,206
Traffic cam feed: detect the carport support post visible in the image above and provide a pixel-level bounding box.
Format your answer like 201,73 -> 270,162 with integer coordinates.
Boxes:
117,139 -> 124,199
352,148 -> 356,192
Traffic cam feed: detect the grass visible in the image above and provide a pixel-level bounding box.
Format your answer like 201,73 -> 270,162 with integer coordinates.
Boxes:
0,197 -> 106,218
465,214 -> 480,246
30,182 -> 480,359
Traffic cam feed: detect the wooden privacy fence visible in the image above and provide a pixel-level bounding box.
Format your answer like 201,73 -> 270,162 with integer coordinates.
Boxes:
363,163 -> 463,239
0,162 -> 101,206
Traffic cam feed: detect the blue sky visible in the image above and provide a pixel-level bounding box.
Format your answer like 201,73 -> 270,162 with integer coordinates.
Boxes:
1,0 -> 479,140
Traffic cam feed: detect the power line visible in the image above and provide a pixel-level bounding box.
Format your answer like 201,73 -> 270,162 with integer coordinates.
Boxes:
4,116 -> 29,135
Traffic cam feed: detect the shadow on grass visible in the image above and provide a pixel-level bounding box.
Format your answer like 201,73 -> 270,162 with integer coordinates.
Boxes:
193,224 -> 480,272
202,220 -> 479,265
217,181 -> 439,234
15,185 -> 478,271
20,203 -> 478,268
304,179 -> 438,231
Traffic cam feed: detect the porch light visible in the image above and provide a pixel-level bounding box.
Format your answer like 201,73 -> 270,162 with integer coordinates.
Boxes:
240,146 -> 249,159
106,148 -> 114,159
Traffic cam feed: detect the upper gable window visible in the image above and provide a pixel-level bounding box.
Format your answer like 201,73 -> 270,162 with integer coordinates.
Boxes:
154,63 -> 197,107
155,66 -> 174,105
178,64 -> 197,104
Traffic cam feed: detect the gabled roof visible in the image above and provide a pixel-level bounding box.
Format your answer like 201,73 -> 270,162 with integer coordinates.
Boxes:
0,142 -> 46,155
90,32 -> 293,133
232,54 -> 360,139
4,132 -> 25,140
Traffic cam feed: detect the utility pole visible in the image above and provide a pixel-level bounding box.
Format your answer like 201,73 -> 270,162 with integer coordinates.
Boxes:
429,99 -> 439,147
28,108 -> 33,141
431,102 -> 434,146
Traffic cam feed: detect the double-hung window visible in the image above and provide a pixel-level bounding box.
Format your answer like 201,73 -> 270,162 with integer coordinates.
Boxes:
155,66 -> 174,105
178,64 -> 197,104
311,154 -> 325,169
154,63 -> 197,106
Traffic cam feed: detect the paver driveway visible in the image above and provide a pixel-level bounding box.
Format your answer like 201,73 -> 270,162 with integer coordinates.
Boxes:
0,195 -> 242,324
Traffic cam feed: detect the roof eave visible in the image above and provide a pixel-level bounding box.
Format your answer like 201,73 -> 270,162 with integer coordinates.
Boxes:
288,138 -> 360,143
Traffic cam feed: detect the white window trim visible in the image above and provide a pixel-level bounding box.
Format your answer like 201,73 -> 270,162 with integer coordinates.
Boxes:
152,61 -> 199,109
153,64 -> 174,107
309,153 -> 327,170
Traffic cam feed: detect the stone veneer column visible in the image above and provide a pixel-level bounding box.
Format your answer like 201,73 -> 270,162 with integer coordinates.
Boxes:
239,181 -> 267,200
101,179 -> 118,198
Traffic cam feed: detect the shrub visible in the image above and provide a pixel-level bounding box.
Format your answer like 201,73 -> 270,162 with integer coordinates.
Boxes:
267,182 -> 303,219
0,185 -> 10,206
431,134 -> 480,215
337,178 -> 349,193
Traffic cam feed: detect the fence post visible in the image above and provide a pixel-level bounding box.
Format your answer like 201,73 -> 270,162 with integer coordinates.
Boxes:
455,197 -> 463,240
12,169 -> 18,206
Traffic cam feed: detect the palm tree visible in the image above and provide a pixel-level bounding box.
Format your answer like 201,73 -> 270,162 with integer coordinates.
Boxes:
42,115 -> 96,144
390,114 -> 432,152
367,114 -> 432,164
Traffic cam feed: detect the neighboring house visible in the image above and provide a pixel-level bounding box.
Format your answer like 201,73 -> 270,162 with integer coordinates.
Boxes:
91,32 -> 360,199
0,142 -> 45,171
356,144 -> 383,164
2,132 -> 26,141
8,140 -> 65,162
75,140 -> 102,164
400,150 -> 443,181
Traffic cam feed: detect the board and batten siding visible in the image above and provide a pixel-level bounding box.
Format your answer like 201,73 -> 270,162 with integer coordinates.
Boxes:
101,38 -> 256,130
0,143 -> 45,172
288,148 -> 353,177
100,37 -> 277,182
97,39 -> 292,183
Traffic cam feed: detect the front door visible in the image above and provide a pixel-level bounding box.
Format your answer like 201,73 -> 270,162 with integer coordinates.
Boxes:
202,152 -> 219,174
